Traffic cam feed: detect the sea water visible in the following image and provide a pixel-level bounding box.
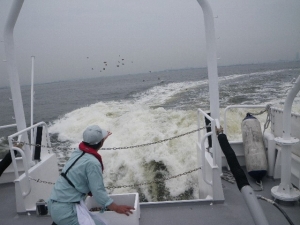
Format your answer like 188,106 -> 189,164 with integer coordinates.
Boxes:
0,61 -> 300,201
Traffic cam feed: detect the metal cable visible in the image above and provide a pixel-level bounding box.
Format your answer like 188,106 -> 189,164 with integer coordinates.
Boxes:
257,195 -> 295,225
19,127 -> 208,188
28,167 -> 202,189
13,125 -> 210,152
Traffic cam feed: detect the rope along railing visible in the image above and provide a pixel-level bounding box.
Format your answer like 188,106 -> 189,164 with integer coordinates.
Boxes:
13,125 -> 209,189
29,167 -> 202,189
247,104 -> 271,116
12,125 -> 210,151
247,104 -> 272,136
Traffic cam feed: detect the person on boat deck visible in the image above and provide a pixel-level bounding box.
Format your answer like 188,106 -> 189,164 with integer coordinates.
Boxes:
47,125 -> 134,225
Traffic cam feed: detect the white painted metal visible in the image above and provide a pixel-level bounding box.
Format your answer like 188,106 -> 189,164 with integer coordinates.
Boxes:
8,121 -> 50,141
271,143 -> 300,190
197,142 -> 213,199
197,109 -> 224,200
263,132 -> 276,177
3,0 -> 31,166
270,107 -> 300,158
196,0 -> 223,176
198,108 -> 214,122
30,56 -> 35,158
196,0 -> 219,120
15,154 -> 59,213
269,108 -> 300,188
0,124 -> 17,129
11,147 -> 31,197
7,121 -> 54,212
7,122 -> 50,177
197,109 -> 221,166
201,132 -> 213,186
272,75 -> 300,201
282,75 -> 300,139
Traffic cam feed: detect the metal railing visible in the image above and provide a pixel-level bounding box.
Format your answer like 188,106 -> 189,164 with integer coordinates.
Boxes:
0,123 -> 17,130
7,121 -> 51,196
200,131 -> 213,185
197,108 -> 221,185
11,146 -> 31,197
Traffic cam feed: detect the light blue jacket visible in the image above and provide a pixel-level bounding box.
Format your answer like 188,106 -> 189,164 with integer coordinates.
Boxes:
48,148 -> 113,224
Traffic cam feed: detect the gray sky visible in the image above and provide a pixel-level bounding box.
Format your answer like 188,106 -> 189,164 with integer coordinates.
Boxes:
0,0 -> 300,87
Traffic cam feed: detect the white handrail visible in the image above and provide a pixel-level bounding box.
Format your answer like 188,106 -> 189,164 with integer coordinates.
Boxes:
7,122 -> 51,174
196,0 -> 220,120
200,132 -> 213,186
0,124 -> 17,129
10,147 -> 31,197
197,108 -> 220,163
282,75 -> 300,139
30,56 -> 35,156
8,121 -> 49,140
198,108 -> 213,121
7,121 -> 51,199
4,0 -> 31,164
197,108 -> 220,186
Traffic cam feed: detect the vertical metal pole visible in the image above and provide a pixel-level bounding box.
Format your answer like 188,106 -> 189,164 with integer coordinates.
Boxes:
196,0 -> 222,175
30,56 -> 35,154
3,0 -> 31,165
272,75 -> 300,201
280,75 -> 300,186
282,75 -> 300,139
196,0 -> 220,120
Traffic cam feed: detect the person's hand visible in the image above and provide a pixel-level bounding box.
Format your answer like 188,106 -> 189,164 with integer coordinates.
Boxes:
104,131 -> 112,140
108,203 -> 135,216
114,205 -> 135,216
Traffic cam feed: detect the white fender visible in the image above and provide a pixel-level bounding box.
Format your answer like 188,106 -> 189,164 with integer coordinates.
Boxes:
241,113 -> 268,182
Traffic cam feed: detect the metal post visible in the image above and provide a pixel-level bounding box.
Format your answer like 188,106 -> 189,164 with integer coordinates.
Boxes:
272,75 -> 300,201
196,0 -> 222,175
3,0 -> 31,165
31,56 -> 35,155
196,0 -> 220,120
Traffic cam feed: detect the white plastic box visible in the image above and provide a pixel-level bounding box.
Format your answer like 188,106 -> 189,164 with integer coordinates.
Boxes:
85,193 -> 140,225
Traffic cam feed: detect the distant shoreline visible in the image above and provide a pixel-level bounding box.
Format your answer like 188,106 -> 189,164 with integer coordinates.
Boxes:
0,60 -> 299,89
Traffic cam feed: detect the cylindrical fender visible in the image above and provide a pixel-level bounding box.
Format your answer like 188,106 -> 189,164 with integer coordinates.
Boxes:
241,113 -> 267,182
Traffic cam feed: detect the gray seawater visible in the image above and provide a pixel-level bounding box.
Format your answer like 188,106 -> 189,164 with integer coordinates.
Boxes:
0,61 -> 300,201
1,61 -> 299,130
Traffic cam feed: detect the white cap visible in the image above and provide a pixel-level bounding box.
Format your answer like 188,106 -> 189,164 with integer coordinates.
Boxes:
82,125 -> 108,145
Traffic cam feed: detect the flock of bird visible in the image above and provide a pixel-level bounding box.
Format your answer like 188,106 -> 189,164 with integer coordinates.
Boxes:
87,55 -> 133,73
86,55 -> 155,78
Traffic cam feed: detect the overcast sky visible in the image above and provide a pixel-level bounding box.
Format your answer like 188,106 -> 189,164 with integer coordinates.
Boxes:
0,0 -> 300,87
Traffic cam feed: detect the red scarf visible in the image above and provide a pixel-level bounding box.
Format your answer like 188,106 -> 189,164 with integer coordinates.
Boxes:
79,142 -> 104,172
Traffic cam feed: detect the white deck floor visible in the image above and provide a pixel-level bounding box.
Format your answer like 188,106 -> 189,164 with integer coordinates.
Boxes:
1,173 -> 299,225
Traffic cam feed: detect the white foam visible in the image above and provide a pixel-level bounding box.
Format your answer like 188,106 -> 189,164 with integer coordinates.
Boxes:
49,101 -> 199,199
132,80 -> 207,106
48,70 -> 300,200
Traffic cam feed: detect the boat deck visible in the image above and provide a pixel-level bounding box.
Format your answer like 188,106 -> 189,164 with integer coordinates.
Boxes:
0,173 -> 299,225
